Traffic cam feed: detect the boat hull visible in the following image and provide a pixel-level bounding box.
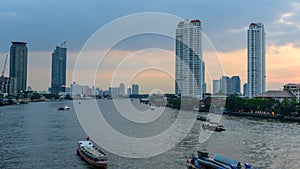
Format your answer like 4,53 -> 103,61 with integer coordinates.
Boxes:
77,148 -> 108,168
202,123 -> 225,132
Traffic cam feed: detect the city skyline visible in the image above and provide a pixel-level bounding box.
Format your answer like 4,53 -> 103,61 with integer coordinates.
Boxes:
1,1 -> 300,93
213,76 -> 241,95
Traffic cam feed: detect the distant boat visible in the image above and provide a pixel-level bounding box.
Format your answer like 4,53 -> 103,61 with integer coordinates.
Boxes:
202,122 -> 225,132
58,105 -> 70,111
19,100 -> 28,104
187,151 -> 254,169
77,139 -> 108,168
196,115 -> 209,121
193,106 -> 199,111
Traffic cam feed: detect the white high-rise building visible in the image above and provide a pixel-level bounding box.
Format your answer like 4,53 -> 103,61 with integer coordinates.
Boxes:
213,76 -> 241,95
175,19 -> 205,99
71,82 -> 82,97
119,83 -> 125,96
109,87 -> 119,98
213,80 -> 221,95
247,23 -> 266,98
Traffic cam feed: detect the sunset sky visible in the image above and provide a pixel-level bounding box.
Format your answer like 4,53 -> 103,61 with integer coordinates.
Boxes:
0,0 -> 300,93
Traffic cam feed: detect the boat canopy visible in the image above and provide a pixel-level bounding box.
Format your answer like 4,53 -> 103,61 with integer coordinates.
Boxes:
79,141 -> 107,159
213,154 -> 241,169
79,141 -> 93,148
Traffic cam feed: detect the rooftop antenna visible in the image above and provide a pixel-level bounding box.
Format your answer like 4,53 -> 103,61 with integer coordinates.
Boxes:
60,41 -> 67,48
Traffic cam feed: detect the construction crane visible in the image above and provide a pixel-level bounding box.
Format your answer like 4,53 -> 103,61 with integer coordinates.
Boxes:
1,54 -> 8,77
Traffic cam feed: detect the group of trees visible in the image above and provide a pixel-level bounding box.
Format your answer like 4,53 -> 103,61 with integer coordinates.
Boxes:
0,92 -> 73,106
225,94 -> 300,116
163,94 -> 300,117
165,94 -> 181,109
1,91 -> 42,101
163,94 -> 200,110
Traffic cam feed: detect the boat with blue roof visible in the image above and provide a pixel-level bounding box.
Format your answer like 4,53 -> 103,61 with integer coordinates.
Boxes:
187,151 -> 256,169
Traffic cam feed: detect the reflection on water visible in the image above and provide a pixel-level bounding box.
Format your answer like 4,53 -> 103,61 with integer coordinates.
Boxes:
0,100 -> 299,168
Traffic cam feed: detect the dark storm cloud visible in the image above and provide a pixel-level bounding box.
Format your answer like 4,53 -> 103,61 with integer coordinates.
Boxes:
0,0 -> 299,53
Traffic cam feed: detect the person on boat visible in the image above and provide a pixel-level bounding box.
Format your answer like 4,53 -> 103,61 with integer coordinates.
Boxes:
191,154 -> 195,164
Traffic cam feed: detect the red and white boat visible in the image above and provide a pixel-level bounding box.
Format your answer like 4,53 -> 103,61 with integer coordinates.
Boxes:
77,138 -> 108,168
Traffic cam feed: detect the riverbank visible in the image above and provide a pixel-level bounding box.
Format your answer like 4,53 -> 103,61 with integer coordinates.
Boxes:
0,98 -> 64,106
224,111 -> 300,122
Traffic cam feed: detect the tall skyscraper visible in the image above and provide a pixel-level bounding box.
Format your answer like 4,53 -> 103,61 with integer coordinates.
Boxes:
132,84 -> 139,95
9,42 -> 28,94
51,44 -> 67,94
247,23 -> 266,98
175,19 -> 205,99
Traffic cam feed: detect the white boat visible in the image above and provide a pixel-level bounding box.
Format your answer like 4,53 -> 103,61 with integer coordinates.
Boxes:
193,106 -> 199,111
58,105 -> 70,110
202,122 -> 225,132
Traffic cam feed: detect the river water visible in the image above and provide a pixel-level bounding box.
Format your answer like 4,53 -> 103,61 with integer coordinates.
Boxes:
0,99 -> 299,169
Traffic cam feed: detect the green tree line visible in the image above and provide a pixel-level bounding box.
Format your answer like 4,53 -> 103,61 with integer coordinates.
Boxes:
225,94 -> 300,116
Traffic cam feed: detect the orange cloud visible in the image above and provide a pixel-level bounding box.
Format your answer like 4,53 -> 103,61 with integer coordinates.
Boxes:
210,49 -> 247,82
213,43 -> 300,91
94,49 -> 175,93
266,43 -> 300,88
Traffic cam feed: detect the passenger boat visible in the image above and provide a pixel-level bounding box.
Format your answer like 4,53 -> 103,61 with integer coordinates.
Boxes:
58,105 -> 70,110
187,151 -> 255,169
77,138 -> 108,168
202,122 -> 225,132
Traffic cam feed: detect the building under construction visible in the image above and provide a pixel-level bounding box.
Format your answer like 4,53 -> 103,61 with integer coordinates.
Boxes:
0,76 -> 16,97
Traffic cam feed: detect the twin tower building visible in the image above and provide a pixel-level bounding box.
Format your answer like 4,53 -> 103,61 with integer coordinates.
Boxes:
175,19 -> 266,99
8,42 -> 66,95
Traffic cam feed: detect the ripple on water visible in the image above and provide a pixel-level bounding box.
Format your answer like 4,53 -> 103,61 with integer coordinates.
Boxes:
0,101 -> 299,168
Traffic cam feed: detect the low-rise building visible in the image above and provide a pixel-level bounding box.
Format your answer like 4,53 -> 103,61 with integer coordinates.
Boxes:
255,90 -> 295,102
109,87 -> 119,98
